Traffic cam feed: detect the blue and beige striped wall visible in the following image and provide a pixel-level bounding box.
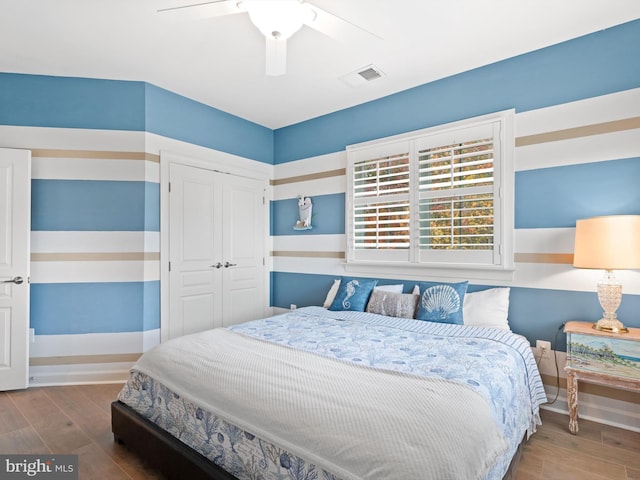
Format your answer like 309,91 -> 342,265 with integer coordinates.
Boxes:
270,19 -> 640,428
0,76 -> 272,384
0,19 -> 639,397
271,20 -> 640,353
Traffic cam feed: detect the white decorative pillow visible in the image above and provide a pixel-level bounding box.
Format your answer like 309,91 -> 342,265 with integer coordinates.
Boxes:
462,287 -> 511,330
366,290 -> 418,319
374,284 -> 404,293
323,279 -> 341,308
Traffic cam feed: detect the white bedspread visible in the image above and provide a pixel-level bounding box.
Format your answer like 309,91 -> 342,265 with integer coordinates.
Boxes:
133,327 -> 508,480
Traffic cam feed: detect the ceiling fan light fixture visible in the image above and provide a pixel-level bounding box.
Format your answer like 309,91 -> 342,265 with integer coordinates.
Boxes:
240,0 -> 315,40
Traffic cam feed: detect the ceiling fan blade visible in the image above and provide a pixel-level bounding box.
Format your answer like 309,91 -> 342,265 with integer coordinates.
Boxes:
265,36 -> 287,76
304,3 -> 382,45
157,0 -> 242,21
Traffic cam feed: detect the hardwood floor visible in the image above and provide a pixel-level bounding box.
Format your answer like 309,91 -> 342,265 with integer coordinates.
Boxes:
1,384 -> 638,479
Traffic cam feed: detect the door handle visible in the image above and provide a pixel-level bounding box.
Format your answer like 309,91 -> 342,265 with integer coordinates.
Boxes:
2,276 -> 24,285
211,263 -> 223,269
224,262 -> 237,268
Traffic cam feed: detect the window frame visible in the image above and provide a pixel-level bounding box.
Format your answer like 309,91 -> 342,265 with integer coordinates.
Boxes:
345,110 -> 515,281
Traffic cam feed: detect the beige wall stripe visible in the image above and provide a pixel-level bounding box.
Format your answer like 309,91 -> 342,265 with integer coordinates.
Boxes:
515,253 -> 574,264
31,148 -> 160,163
30,353 -> 141,366
271,168 -> 346,186
516,117 -> 640,147
271,250 -> 345,259
31,252 -> 160,262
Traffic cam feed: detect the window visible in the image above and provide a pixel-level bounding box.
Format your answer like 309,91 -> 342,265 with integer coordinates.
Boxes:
346,110 -> 514,276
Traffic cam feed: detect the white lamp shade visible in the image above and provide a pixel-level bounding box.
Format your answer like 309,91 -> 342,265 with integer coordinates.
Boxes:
573,215 -> 640,270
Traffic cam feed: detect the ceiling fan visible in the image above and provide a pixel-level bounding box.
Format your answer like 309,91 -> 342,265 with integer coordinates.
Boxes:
158,0 -> 380,76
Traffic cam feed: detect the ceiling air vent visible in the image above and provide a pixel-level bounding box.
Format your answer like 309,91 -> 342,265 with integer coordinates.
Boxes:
340,64 -> 385,87
358,66 -> 383,81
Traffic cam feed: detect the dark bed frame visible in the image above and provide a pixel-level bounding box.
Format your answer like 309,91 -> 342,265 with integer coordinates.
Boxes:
111,400 -> 525,480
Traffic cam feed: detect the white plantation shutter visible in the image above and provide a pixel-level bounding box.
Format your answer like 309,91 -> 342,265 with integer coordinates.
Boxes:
416,123 -> 500,265
350,144 -> 411,261
346,111 -> 513,272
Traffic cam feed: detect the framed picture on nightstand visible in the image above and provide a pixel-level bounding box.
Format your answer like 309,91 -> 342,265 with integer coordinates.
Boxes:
564,321 -> 640,434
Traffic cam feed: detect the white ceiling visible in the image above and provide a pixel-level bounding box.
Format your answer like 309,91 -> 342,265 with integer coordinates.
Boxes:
1,1 -> 639,129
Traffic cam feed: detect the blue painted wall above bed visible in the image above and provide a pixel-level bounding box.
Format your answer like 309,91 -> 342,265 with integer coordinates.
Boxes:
269,18 -> 640,353
273,18 -> 640,164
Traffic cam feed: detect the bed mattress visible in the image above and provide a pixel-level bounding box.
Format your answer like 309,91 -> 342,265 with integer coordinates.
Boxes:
118,307 -> 546,480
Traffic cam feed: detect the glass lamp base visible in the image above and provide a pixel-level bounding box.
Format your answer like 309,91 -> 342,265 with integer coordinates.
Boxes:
595,271 -> 628,333
592,320 -> 629,334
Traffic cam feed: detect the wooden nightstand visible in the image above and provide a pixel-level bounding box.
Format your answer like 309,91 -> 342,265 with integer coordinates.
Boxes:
563,321 -> 640,434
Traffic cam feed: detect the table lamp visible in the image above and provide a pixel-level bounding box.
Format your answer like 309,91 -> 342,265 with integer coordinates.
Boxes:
573,215 -> 640,333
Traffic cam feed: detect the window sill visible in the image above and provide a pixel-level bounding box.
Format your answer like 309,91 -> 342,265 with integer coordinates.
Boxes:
343,261 -> 515,283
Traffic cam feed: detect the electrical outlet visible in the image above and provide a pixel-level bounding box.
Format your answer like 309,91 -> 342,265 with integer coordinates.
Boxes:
536,340 -> 551,358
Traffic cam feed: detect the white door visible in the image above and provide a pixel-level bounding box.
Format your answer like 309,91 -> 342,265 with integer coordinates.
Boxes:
0,148 -> 31,391
221,174 -> 265,326
169,163 -> 223,338
168,163 -> 265,339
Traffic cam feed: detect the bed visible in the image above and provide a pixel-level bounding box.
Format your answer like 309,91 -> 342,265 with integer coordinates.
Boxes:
112,300 -> 546,480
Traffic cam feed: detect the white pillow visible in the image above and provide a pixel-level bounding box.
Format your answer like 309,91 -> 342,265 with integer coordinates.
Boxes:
462,287 -> 511,330
374,284 -> 404,293
323,279 -> 341,308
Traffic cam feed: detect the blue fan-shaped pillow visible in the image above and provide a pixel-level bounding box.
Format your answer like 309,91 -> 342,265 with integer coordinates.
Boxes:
415,281 -> 468,324
329,277 -> 378,312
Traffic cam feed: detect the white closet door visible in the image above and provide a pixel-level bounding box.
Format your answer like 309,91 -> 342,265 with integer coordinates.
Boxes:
169,163 -> 223,338
221,174 -> 265,326
0,148 -> 31,391
167,161 -> 266,339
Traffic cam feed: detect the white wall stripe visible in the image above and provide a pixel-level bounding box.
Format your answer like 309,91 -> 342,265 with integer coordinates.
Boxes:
32,157 -> 160,182
515,88 -> 640,137
273,234 -> 346,252
515,228 -> 576,254
0,125 -> 146,151
273,175 -> 346,201
31,260 -> 160,283
515,129 -> 640,172
274,151 -> 345,179
30,329 -> 160,357
146,132 -> 273,180
272,255 -> 640,294
272,256 -> 346,276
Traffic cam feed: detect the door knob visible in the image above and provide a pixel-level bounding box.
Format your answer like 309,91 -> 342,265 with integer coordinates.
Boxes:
2,276 -> 24,285
211,263 -> 223,269
224,262 -> 237,268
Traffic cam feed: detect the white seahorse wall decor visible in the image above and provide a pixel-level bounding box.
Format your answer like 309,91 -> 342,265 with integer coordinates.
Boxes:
342,279 -> 360,309
296,196 -> 313,229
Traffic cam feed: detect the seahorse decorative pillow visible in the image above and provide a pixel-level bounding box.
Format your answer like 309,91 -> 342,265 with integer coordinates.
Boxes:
328,277 -> 378,312
414,281 -> 468,324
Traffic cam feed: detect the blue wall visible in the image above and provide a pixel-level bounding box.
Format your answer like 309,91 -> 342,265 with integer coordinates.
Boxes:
0,74 -> 273,340
3,19 -> 639,351
273,19 -> 640,163
269,18 -> 640,350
